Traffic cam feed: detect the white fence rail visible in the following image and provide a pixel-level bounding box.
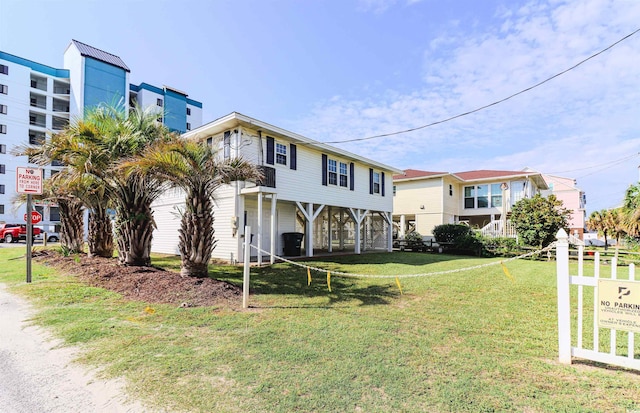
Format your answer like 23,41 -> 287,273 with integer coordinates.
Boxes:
556,229 -> 640,370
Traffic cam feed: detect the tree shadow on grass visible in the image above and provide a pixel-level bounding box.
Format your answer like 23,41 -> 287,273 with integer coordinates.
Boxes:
236,265 -> 400,307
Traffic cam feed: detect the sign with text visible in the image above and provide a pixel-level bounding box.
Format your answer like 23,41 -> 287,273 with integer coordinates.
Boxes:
598,279 -> 640,333
24,211 -> 42,224
16,167 -> 43,194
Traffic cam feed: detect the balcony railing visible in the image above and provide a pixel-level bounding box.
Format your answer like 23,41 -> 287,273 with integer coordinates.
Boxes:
255,166 -> 276,188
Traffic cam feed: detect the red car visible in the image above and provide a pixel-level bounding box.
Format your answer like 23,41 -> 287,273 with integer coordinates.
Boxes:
0,224 -> 42,243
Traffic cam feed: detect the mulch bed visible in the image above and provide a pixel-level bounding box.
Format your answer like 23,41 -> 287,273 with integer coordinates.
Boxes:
33,250 -> 242,308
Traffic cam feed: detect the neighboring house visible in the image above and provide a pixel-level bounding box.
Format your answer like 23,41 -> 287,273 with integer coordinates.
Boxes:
538,172 -> 587,239
392,169 -> 548,238
0,40 -> 202,226
151,112 -> 401,263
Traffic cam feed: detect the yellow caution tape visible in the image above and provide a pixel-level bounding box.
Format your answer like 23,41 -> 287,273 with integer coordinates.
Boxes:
501,261 -> 515,283
307,267 -> 312,286
395,276 -> 403,295
327,271 -> 331,292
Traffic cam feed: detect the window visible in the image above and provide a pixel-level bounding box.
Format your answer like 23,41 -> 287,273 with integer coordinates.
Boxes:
157,98 -> 163,107
464,186 -> 475,208
0,124 -> 6,134
0,104 -> 6,114
223,131 -> 231,159
464,184 -> 503,209
275,142 -> 287,165
186,122 -> 191,131
0,64 -> 7,75
0,184 -> 4,194
186,107 -> 191,116
0,205 -> 4,214
449,184 -> 453,196
0,164 -> 5,174
50,206 -> 60,221
339,162 -> 348,187
328,159 -> 337,185
373,172 -> 381,194
0,144 -> 5,154
490,183 -> 502,207
0,84 -> 7,94
393,185 -> 397,196
206,137 -> 213,147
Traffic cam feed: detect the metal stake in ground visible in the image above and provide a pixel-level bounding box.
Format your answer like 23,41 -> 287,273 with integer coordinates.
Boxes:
243,226 -> 251,309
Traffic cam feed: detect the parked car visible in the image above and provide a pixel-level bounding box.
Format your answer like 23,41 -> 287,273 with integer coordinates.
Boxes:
34,231 -> 60,242
0,224 -> 42,243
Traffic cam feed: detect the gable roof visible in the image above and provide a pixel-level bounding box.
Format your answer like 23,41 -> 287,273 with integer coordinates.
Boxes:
69,40 -> 130,72
393,169 -> 548,189
453,170 -> 534,181
393,169 -> 448,180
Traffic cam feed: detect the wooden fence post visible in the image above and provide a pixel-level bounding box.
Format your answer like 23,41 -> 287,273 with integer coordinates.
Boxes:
556,228 -> 571,364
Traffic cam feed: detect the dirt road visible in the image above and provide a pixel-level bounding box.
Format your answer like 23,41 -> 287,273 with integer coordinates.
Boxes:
0,283 -> 153,412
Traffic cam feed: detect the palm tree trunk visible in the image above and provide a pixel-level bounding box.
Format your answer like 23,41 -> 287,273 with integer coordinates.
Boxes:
88,205 -> 114,258
179,188 -> 215,278
114,190 -> 155,266
58,198 -> 84,253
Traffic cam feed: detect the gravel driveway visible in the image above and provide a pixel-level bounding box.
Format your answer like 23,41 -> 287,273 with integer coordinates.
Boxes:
0,283 -> 152,413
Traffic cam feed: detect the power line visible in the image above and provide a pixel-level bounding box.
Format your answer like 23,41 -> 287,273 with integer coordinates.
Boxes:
316,28 -> 640,145
548,152 -> 640,176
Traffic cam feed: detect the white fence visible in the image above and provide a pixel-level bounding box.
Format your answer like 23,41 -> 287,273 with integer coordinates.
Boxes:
556,229 -> 640,370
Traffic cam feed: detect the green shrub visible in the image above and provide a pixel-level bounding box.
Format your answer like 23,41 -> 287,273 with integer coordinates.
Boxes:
432,224 -> 473,244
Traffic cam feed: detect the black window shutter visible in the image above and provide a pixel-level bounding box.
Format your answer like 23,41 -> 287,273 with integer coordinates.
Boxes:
266,137 -> 274,165
321,154 -> 328,186
349,162 -> 355,191
381,171 -> 385,196
290,144 -> 297,170
369,168 -> 374,194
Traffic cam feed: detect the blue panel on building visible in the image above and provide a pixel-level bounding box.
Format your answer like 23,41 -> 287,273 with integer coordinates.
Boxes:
164,89 -> 187,133
83,57 -> 126,110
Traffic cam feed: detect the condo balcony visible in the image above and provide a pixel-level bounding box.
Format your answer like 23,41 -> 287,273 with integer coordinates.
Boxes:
51,115 -> 68,131
53,80 -> 70,95
30,74 -> 47,92
29,93 -> 46,110
52,98 -> 69,113
29,112 -> 46,128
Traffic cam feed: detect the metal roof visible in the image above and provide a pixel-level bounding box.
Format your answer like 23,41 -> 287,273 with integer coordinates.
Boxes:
70,40 -> 130,72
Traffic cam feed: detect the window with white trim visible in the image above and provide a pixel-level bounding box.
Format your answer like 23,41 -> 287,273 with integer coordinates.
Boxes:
0,124 -> 6,134
0,104 -> 6,114
464,184 -> 503,209
0,205 -> 4,214
0,144 -> 5,154
328,159 -> 337,185
373,172 -> 380,194
0,184 -> 4,194
0,64 -> 8,75
0,84 -> 7,94
186,107 -> 191,116
157,98 -> 163,107
0,164 -> 5,174
275,142 -> 287,165
339,162 -> 348,187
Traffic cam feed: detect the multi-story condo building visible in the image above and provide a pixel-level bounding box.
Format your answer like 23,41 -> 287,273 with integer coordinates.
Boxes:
0,40 -> 202,227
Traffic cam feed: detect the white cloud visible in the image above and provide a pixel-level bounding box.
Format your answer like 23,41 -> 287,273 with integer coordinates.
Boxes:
291,0 -> 640,213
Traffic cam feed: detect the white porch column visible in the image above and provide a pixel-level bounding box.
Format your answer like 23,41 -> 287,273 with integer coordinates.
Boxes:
349,208 -> 368,255
270,194 -> 277,264
296,202 -> 325,258
327,206 -> 333,253
257,193 -> 263,266
236,192 -> 245,263
339,210 -> 345,250
399,215 -> 406,239
306,203 -> 313,257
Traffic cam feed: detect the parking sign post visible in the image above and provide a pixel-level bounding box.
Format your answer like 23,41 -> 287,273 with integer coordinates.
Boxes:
16,167 -> 43,284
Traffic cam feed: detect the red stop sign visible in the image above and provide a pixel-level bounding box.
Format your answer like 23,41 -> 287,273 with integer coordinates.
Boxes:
24,211 -> 42,224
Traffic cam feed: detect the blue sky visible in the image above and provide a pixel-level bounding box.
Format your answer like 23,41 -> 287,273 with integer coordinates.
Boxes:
1,0 -> 639,215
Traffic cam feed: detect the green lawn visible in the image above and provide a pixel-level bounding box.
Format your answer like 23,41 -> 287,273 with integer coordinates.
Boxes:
1,247 -> 639,412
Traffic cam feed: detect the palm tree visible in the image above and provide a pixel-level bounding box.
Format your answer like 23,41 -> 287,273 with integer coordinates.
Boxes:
623,183 -> 640,239
587,209 -> 609,250
123,137 -> 261,277
606,208 -> 627,260
17,118 -> 114,257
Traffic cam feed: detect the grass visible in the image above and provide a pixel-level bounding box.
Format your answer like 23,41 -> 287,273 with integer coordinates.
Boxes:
1,247 -> 640,412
